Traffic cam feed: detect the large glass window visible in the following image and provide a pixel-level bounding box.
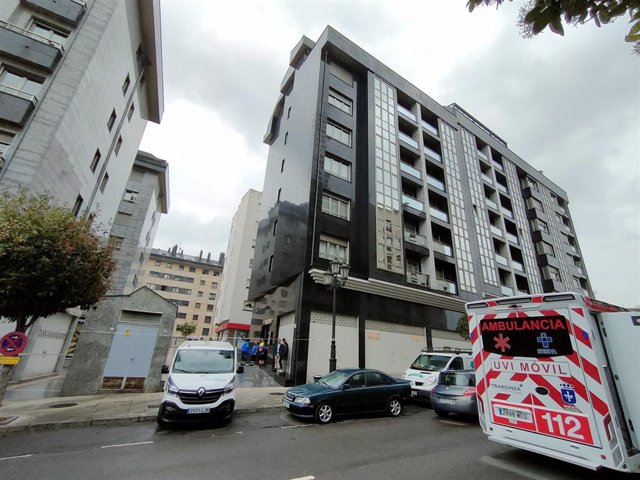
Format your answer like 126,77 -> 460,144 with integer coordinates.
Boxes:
29,21 -> 68,46
324,155 -> 351,181
326,121 -> 352,146
321,193 -> 350,220
328,89 -> 352,115
319,234 -> 349,262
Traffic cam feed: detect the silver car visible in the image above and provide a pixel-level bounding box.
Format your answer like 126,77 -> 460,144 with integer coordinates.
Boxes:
430,369 -> 478,418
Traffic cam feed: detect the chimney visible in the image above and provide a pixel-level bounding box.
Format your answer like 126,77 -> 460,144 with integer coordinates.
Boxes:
198,250 -> 203,261
207,252 -> 211,262
171,244 -> 178,255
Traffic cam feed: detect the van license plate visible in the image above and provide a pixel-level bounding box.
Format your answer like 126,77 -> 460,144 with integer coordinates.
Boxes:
187,407 -> 210,414
497,407 -> 531,422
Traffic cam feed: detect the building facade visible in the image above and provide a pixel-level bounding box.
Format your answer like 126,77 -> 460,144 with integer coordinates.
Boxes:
213,189 -> 261,342
139,247 -> 224,339
249,27 -> 593,384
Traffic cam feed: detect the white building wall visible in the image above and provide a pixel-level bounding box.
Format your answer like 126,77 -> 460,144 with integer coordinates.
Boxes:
364,320 -> 425,378
306,311 -> 358,383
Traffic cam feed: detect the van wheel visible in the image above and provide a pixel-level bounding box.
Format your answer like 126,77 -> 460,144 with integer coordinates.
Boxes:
315,402 -> 333,424
387,397 -> 403,417
434,409 -> 449,418
157,406 -> 170,428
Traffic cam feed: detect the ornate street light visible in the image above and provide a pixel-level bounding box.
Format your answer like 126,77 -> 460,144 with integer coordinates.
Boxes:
323,260 -> 350,372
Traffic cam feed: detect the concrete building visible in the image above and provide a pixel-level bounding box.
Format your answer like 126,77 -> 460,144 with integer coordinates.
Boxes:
250,26 -> 593,384
214,189 -> 261,342
0,0 -> 163,382
139,247 -> 225,340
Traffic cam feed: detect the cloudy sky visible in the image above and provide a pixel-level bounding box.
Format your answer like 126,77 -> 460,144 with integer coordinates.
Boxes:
140,0 -> 639,307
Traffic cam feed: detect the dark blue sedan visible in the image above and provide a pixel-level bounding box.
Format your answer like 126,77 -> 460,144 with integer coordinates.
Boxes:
282,368 -> 411,424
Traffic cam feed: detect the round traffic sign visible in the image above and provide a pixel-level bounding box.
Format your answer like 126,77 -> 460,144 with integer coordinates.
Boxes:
0,331 -> 28,356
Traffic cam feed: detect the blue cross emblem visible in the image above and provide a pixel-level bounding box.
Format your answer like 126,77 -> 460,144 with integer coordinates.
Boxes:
536,332 -> 553,349
561,387 -> 576,404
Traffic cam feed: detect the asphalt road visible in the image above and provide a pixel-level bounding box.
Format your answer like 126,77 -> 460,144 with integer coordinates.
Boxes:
0,404 -> 636,480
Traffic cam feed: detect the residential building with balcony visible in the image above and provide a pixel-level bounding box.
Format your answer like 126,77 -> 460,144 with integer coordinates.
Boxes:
249,26 -> 593,385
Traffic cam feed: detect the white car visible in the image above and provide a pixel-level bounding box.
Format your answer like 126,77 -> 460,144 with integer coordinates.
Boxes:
403,350 -> 473,403
157,340 -> 243,426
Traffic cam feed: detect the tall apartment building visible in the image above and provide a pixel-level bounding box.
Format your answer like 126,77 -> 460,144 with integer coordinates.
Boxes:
214,189 -> 261,342
249,26 -> 593,384
109,150 -> 169,295
140,247 -> 224,339
0,0 -> 163,230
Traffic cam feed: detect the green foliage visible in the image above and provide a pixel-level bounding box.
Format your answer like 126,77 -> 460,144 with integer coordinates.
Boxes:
175,322 -> 197,337
0,191 -> 115,332
467,0 -> 640,54
456,314 -> 471,340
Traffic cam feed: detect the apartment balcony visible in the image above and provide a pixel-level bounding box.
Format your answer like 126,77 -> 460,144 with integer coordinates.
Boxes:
477,150 -> 488,162
426,175 -> 445,192
501,285 -> 514,296
432,240 -> 453,257
0,85 -> 36,126
429,206 -> 448,223
421,119 -> 438,136
399,131 -> 419,149
0,21 -> 63,72
513,260 -> 525,273
423,145 -> 442,163
500,207 -> 514,219
402,194 -> 424,212
22,0 -> 86,27
400,162 -> 422,180
404,230 -> 428,248
486,198 -> 498,210
407,271 -> 429,287
397,104 -> 416,122
492,160 -> 504,171
490,225 -> 503,237
435,279 -> 457,295
506,232 -> 519,245
496,183 -> 509,195
495,253 -> 509,266
516,289 -> 530,296
481,173 -> 493,184
567,244 -> 578,254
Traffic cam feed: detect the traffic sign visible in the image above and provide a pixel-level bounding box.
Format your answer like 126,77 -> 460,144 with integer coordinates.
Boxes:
0,331 -> 28,356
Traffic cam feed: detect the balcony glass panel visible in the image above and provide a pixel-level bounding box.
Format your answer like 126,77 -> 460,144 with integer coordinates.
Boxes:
402,194 -> 424,211
433,241 -> 453,256
486,198 -> 498,210
496,183 -> 508,194
435,279 -> 457,294
495,253 -> 509,266
399,131 -> 418,149
501,285 -> 514,296
513,261 -> 525,272
423,145 -> 442,162
429,206 -> 448,223
400,162 -> 422,179
517,290 -> 530,296
501,207 -> 514,218
492,160 -> 504,171
490,225 -> 502,237
481,173 -> 493,184
407,271 -> 429,287
397,104 -> 416,121
421,119 -> 438,136
507,232 -> 519,244
477,150 -> 488,162
404,230 -> 428,247
426,175 -> 445,191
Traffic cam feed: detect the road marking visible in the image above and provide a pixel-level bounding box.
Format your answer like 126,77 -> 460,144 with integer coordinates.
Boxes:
290,476 -> 315,480
480,455 -> 550,480
101,441 -> 154,449
281,424 -> 312,429
0,454 -> 33,461
439,419 -> 474,426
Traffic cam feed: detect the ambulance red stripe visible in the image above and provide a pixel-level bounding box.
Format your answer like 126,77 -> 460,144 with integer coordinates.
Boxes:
581,358 -> 602,385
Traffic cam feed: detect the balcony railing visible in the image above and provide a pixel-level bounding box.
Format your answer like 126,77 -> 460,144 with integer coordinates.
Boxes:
402,194 -> 424,211
492,160 -> 504,171
495,253 -> 509,266
0,84 -> 37,102
435,278 -> 457,295
513,260 -> 525,272
568,244 -> 578,254
496,183 -> 508,194
429,206 -> 448,222
433,241 -> 453,256
481,173 -> 493,184
423,145 -> 442,163
426,175 -> 445,191
506,232 -> 519,245
490,225 -> 502,237
407,271 -> 429,287
477,150 -> 488,162
0,20 -> 64,50
501,285 -> 514,296
501,207 -> 514,218
486,198 -> 498,210
397,104 -> 416,121
399,131 -> 418,149
400,162 -> 422,179
404,230 -> 428,248
421,119 -> 438,136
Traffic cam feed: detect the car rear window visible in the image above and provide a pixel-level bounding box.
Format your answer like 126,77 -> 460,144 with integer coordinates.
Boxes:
440,372 -> 475,387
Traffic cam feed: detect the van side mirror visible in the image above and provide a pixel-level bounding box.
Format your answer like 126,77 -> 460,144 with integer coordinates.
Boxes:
161,364 -> 169,374
236,365 -> 244,374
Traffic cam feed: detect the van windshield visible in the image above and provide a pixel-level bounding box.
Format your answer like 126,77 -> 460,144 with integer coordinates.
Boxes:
410,354 -> 450,372
173,349 -> 234,374
440,372 -> 475,387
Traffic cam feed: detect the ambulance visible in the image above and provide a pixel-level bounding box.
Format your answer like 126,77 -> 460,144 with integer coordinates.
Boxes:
466,292 -> 640,473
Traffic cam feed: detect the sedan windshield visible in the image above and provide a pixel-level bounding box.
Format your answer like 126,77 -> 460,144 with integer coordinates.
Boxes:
410,354 -> 450,372
173,349 -> 234,374
318,370 -> 351,388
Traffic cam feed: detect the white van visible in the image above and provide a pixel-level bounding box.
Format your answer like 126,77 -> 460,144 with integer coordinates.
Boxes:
403,349 -> 473,402
158,340 -> 244,426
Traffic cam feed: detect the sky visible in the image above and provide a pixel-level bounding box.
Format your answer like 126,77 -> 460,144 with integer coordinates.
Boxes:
139,0 -> 640,307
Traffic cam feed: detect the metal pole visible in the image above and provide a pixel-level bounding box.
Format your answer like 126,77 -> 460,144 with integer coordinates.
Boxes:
329,280 -> 337,372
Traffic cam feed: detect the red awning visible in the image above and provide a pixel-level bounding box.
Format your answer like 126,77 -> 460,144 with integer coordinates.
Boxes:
214,322 -> 251,334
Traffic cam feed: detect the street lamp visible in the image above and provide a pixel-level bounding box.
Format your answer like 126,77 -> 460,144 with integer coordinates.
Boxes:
323,261 -> 350,372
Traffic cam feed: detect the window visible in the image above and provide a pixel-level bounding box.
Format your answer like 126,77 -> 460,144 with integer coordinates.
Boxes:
530,218 -> 549,234
281,159 -> 285,173
195,302 -> 201,309
197,291 -> 203,298
99,172 -> 109,193
284,132 -> 288,145
202,328 -> 210,336
199,279 -> 205,286
123,189 -> 138,203
287,106 -> 291,119
207,304 -> 214,311
189,267 -> 196,273
29,21 -> 68,46
90,149 -> 101,173
127,103 -> 135,121
273,220 -> 278,236
209,292 -> 216,300
0,130 -> 14,157
211,281 -> 218,288
154,261 -> 161,266
204,316 -> 212,324
192,314 -> 199,321
122,74 -> 130,95
324,155 -> 351,181
329,61 -> 353,86
526,197 -> 544,212
107,109 -> 117,132
71,195 -> 83,217
277,188 -> 281,203
136,45 -> 144,72
322,193 -> 350,220
177,312 -> 187,319
166,263 -> 173,269
0,69 -> 43,96
178,265 -> 184,271
114,136 -> 123,155
536,241 -> 555,257
249,258 -> 254,268
328,89 -> 353,115
326,121 -> 352,146
109,235 -> 124,250
269,255 -> 274,272
319,234 -> 349,262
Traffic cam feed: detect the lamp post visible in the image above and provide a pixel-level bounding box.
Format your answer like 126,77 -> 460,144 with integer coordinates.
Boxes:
323,261 -> 350,372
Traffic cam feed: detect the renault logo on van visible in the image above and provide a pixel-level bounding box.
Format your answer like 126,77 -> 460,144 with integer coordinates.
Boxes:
197,387 -> 206,398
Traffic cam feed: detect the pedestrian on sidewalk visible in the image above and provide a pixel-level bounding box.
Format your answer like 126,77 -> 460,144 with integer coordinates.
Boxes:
250,341 -> 258,365
240,338 -> 250,364
257,338 -> 267,366
279,338 -> 289,375
272,338 -> 281,372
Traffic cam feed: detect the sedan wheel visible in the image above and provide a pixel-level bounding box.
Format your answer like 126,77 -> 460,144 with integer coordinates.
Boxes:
388,397 -> 402,417
315,402 -> 333,424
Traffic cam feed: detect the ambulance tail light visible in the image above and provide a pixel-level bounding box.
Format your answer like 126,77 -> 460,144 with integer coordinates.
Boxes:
477,394 -> 485,413
463,387 -> 476,397
604,413 -> 613,442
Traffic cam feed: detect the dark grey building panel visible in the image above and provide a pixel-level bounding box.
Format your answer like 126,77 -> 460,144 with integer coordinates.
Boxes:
0,24 -> 63,72
22,0 -> 86,27
0,89 -> 36,126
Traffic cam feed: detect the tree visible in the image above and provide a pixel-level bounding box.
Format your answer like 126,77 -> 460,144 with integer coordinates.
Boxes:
467,0 -> 640,54
0,191 -> 115,402
456,314 -> 471,340
175,322 -> 197,337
